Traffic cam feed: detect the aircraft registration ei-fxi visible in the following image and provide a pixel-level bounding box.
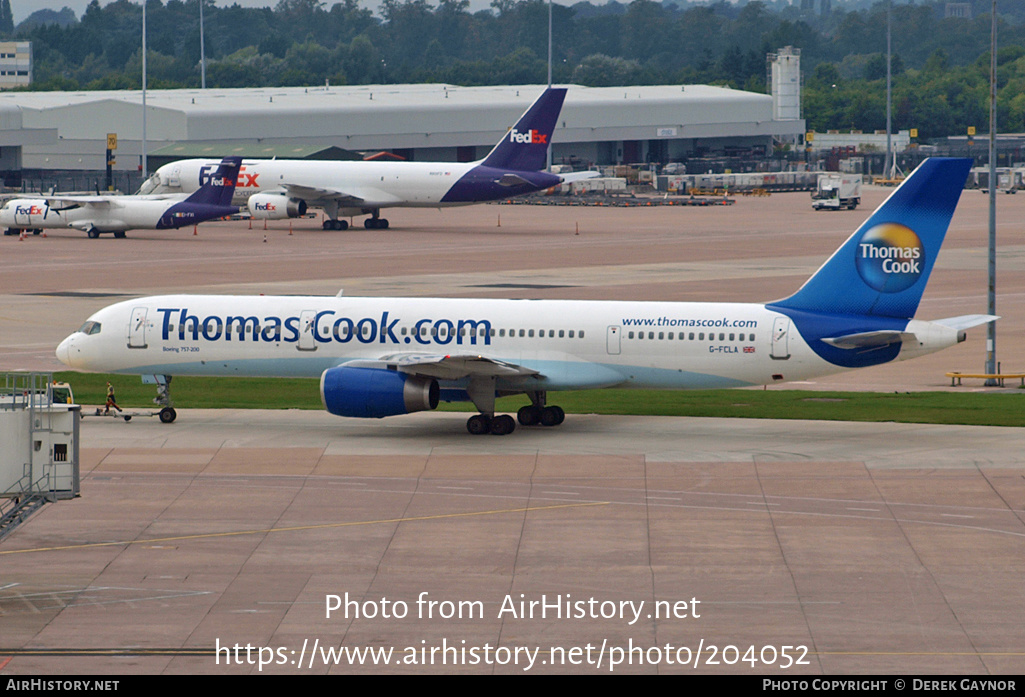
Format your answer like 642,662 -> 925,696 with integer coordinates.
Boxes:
0,157 -> 242,239
57,157 -> 992,434
138,87 -> 592,230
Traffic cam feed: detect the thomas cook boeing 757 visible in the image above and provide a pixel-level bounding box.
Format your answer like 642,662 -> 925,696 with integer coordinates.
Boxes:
138,88 -> 589,230
57,158 -> 990,433
0,157 -> 241,239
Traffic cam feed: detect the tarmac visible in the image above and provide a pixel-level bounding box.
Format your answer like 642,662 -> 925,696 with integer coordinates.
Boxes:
1,188 -> 1024,674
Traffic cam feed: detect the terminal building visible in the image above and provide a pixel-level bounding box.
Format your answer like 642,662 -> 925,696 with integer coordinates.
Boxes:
0,81 -> 805,190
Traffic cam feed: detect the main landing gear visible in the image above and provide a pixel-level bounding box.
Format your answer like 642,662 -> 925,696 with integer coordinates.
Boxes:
516,404 -> 565,427
85,227 -> 126,239
364,209 -> 389,229
322,219 -> 349,230
466,413 -> 516,436
464,390 -> 565,436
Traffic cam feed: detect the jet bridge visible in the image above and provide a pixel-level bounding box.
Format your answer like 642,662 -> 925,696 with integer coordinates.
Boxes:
0,372 -> 80,542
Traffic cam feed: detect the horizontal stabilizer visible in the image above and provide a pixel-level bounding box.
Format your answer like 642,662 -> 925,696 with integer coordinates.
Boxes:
497,173 -> 534,187
558,170 -> 601,183
932,314 -> 999,330
821,330 -> 915,349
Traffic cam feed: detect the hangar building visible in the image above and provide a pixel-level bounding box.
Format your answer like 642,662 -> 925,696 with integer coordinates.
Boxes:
0,83 -> 804,188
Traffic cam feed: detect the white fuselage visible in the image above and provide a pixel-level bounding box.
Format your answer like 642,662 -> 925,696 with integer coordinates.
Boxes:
143,159 -> 480,212
0,196 -> 187,232
56,295 -> 960,392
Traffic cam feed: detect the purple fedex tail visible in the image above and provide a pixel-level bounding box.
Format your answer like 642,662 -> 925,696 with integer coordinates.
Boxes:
480,87 -> 567,171
156,157 -> 241,230
440,88 -> 567,204
183,156 -> 242,206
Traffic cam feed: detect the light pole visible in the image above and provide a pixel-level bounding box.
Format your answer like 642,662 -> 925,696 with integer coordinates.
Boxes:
885,0 -> 892,179
546,0 -> 553,172
985,0 -> 997,383
141,0 -> 147,180
200,0 -> 207,89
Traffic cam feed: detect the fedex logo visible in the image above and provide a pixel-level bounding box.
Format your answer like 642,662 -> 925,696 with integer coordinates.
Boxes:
200,165 -> 258,188
253,202 -> 276,212
509,128 -> 547,145
15,205 -> 45,216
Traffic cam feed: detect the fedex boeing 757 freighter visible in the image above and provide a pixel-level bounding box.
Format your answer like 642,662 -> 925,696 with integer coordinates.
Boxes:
57,158 -> 991,434
139,87 -> 588,230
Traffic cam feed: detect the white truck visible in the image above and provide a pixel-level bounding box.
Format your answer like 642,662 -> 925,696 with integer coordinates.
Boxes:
812,173 -> 862,210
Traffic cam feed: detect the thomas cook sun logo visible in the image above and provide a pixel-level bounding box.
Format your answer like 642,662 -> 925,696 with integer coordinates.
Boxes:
854,223 -> 924,293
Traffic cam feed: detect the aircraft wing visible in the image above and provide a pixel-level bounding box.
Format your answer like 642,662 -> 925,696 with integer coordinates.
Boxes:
280,181 -> 408,207
41,195 -> 115,209
558,170 -> 601,183
280,182 -> 365,207
341,353 -> 540,381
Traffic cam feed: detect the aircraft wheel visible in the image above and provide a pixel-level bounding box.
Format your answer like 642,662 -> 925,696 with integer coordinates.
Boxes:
490,414 -> 516,435
379,218 -> 389,229
517,405 -> 541,426
541,406 -> 565,427
322,220 -> 333,230
32,229 -> 42,235
466,413 -> 491,435
159,407 -> 177,424
87,228 -> 100,239
338,219 -> 348,230
113,231 -> 126,239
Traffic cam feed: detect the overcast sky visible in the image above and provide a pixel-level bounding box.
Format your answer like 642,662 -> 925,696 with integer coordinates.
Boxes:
13,0 -> 606,24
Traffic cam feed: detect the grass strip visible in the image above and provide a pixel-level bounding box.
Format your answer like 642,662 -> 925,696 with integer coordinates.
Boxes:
52,372 -> 1025,428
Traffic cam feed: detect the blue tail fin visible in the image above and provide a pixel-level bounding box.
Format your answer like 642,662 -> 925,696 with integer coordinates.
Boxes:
480,87 -> 567,172
185,156 -> 242,206
773,158 -> 972,319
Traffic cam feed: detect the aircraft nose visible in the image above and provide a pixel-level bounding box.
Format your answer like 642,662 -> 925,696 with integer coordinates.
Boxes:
55,335 -> 73,367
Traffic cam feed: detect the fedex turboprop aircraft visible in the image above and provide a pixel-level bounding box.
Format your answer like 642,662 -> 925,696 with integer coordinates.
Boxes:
0,157 -> 241,239
57,158 -> 990,433
138,88 -> 588,230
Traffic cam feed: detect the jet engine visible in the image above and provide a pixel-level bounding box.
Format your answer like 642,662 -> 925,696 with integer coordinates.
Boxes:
320,366 -> 439,418
247,193 -> 308,220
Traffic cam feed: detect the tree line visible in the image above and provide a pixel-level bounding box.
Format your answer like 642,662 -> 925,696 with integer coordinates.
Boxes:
10,0 -> 1025,139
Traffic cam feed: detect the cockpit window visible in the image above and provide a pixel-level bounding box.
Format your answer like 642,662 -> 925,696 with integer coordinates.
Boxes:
78,321 -> 101,335
137,173 -> 161,195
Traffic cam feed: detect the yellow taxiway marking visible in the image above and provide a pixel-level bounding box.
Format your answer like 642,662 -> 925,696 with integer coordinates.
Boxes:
0,501 -> 609,556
